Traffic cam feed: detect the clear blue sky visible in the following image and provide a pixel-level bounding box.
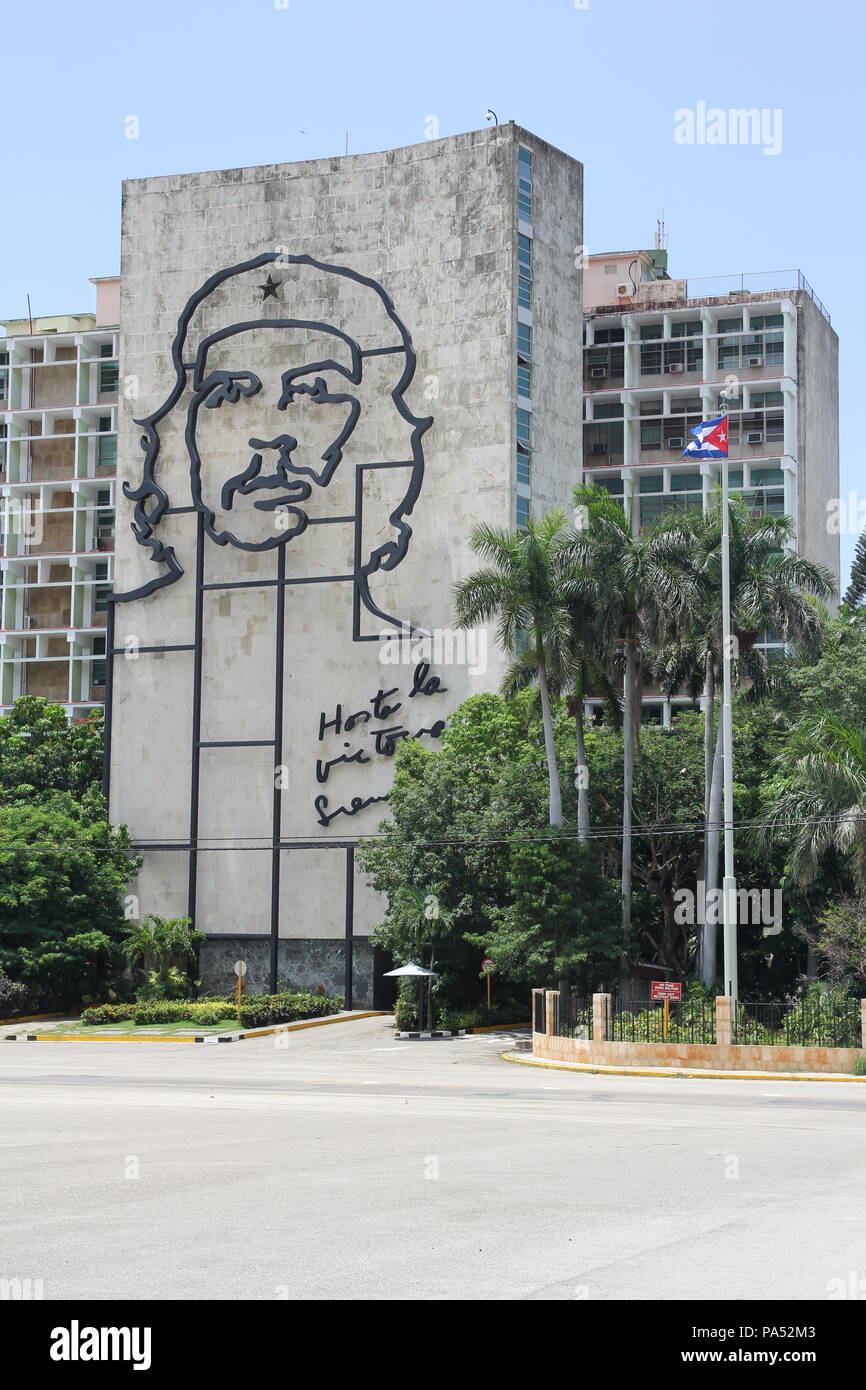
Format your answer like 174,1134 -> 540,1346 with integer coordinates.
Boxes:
2,0 -> 860,583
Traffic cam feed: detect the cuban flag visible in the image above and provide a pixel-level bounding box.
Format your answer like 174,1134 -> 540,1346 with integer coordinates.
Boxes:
683,415 -> 728,459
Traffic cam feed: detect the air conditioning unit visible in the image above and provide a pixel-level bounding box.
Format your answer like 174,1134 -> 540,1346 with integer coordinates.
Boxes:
591,443 -> 609,455
747,430 -> 764,444
668,362 -> 685,373
91,676 -> 106,688
615,282 -> 631,297
590,366 -> 608,379
747,356 -> 764,367
667,436 -> 684,449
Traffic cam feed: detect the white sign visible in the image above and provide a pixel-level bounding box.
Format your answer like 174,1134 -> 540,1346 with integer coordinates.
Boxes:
234,960 -> 247,978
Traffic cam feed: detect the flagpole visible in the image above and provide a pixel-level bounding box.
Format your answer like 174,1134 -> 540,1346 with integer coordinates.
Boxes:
720,441 -> 738,1005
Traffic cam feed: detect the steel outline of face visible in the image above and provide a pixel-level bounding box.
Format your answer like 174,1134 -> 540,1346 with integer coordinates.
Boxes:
117,251 -> 433,624
186,322 -> 366,551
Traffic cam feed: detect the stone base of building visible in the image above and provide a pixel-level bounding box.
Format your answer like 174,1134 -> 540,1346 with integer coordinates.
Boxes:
532,1032 -> 865,1075
199,937 -> 383,1009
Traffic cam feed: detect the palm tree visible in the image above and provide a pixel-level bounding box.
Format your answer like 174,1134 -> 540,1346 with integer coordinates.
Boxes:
656,498 -> 835,984
761,714 -> 866,891
123,914 -> 205,999
454,511 -> 582,827
568,486 -> 699,947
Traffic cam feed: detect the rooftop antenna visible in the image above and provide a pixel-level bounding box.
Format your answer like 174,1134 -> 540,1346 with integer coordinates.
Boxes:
655,212 -> 669,252
26,293 -> 33,336
345,131 -> 349,156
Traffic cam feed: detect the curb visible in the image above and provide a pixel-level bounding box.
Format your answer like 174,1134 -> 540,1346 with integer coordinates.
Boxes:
396,1029 -> 468,1040
500,1050 -> 866,1083
4,1010 -> 389,1045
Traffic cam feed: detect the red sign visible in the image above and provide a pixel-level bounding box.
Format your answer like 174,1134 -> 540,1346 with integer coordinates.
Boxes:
481,958 -> 495,974
651,980 -> 682,1001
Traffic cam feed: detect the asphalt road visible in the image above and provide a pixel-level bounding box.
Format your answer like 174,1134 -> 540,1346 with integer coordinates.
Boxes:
2,1016 -> 865,1300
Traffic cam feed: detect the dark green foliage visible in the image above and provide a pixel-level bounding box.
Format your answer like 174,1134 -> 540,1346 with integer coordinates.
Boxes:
472,828 -> 620,989
237,991 -> 344,1029
0,697 -> 103,805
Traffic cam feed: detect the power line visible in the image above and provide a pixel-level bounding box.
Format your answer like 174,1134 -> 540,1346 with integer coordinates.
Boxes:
0,809 -> 864,854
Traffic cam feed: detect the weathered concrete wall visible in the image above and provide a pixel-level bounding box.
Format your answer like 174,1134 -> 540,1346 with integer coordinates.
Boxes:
797,292 -> 840,593
111,125 -> 584,1004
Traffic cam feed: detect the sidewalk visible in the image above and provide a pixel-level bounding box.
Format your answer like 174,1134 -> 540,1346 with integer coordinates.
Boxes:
502,1049 -> 866,1083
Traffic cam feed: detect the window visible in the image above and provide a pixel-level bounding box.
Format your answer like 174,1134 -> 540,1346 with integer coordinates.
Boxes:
517,322 -> 532,359
94,562 -> 109,581
94,585 -> 111,613
640,425 -> 662,448
640,323 -> 663,341
516,451 -> 530,486
671,320 -> 702,338
518,275 -> 531,310
640,474 -> 663,493
93,636 -> 107,656
593,402 -> 623,419
593,327 -> 625,344
517,363 -> 531,398
670,472 -> 702,492
516,494 -> 530,529
97,434 -> 116,469
97,488 -> 111,506
750,467 -> 784,487
718,317 -> 743,333
99,342 -> 118,394
595,476 -> 624,496
517,148 -> 532,222
516,409 -> 532,448
91,658 -> 107,687
0,350 -> 7,401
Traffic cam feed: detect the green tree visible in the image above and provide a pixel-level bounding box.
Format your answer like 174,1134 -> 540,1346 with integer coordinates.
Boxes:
0,792 -> 139,1006
0,697 -> 103,805
122,914 -> 205,1000
761,713 -> 866,892
471,828 -> 620,989
568,485 -> 699,946
845,528 -> 866,609
454,512 -> 581,827
657,499 -> 834,985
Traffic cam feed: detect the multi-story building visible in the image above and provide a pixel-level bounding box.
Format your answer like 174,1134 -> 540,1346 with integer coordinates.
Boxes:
107,124 -> 584,1002
0,277 -> 120,717
581,248 -> 839,723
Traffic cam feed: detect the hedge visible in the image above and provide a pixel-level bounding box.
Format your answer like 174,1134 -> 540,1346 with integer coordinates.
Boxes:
81,992 -> 344,1029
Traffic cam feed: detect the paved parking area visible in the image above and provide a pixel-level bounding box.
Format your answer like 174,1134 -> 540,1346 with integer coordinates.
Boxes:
2,1015 -> 865,1300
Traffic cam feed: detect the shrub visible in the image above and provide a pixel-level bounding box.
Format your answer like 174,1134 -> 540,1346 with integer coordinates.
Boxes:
237,991 -> 343,1029
81,1003 -> 136,1026
853,1056 -> 866,1077
186,1001 -> 236,1026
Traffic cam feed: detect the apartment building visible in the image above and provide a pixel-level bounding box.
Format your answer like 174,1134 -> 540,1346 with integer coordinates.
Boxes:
582,249 -> 839,723
0,277 -> 119,717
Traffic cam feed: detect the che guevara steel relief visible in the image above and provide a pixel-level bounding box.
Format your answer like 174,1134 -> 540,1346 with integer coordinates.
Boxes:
106,251 -> 448,992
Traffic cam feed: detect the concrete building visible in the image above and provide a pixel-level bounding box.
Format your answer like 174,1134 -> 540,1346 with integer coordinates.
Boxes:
582,248 -> 839,723
107,124 -> 584,1003
0,278 -> 120,717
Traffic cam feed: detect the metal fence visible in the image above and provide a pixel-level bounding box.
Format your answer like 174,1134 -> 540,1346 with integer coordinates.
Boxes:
733,999 -> 861,1048
558,991 -> 592,1039
610,995 -> 717,1044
